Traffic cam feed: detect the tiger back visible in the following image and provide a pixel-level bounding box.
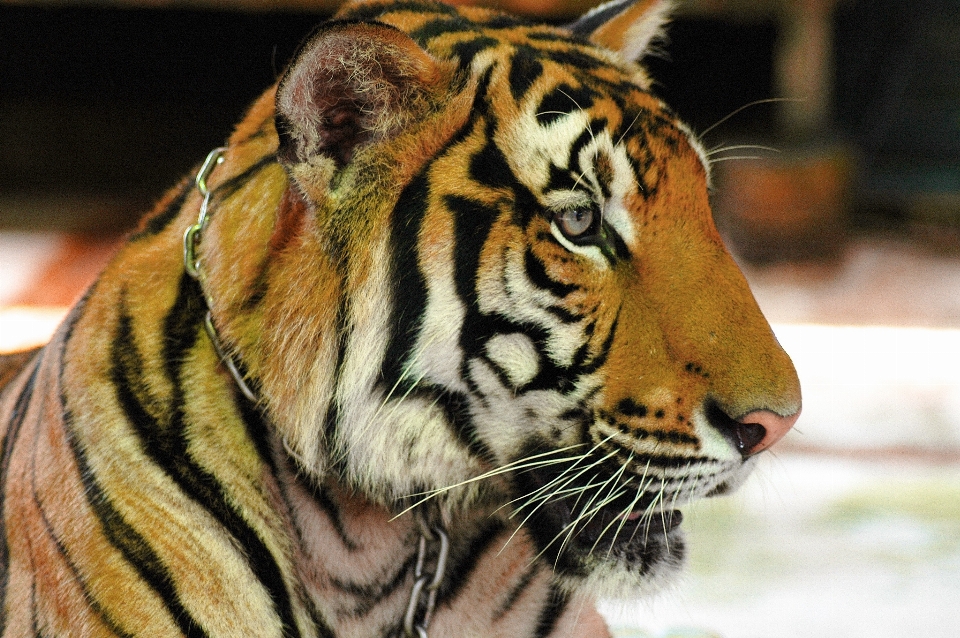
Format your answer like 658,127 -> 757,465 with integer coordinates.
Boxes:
0,0 -> 801,636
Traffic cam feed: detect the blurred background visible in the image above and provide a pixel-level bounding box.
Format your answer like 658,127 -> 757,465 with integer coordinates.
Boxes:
1,0 -> 958,636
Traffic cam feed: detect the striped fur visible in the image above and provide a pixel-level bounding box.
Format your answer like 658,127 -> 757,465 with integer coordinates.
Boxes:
0,1 -> 801,635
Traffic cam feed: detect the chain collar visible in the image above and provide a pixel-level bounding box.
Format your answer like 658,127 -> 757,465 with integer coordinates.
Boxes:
182,147 -> 258,403
405,510 -> 450,638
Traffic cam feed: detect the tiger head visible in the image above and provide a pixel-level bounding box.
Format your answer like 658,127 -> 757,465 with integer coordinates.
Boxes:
207,0 -> 801,598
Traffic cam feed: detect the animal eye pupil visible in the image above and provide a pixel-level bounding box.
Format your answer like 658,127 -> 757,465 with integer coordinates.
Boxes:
557,207 -> 595,238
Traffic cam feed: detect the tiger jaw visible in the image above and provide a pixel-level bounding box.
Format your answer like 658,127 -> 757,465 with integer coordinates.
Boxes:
510,451 -> 690,587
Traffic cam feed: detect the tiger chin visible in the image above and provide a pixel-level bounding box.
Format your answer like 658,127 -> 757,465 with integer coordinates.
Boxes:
0,0 -> 801,635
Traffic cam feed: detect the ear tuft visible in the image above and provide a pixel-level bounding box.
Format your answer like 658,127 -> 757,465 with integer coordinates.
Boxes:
276,21 -> 440,167
568,0 -> 671,62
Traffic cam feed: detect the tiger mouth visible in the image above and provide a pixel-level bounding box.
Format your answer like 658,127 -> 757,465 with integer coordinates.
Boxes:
512,462 -> 684,569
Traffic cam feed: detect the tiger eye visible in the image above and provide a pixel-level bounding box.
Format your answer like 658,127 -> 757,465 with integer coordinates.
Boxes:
555,207 -> 595,239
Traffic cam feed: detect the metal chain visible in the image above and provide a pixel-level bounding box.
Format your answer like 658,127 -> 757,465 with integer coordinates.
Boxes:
183,146 -> 226,281
403,517 -> 450,638
181,147 -> 257,403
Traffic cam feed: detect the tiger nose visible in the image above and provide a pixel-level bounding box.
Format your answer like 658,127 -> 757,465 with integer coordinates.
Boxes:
735,408 -> 800,455
706,402 -> 800,456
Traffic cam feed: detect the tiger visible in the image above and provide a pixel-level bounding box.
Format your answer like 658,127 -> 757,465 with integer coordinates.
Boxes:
0,0 -> 802,635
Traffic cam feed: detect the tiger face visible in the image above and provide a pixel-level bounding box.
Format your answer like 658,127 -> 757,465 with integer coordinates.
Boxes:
220,0 -> 801,598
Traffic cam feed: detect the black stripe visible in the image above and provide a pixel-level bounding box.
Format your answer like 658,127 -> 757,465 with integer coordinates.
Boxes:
598,444 -> 718,472
481,13 -> 531,29
323,287 -> 350,477
32,474 -> 134,638
508,47 -> 544,102
544,47 -> 606,71
492,562 -> 541,621
527,30 -> 580,44
629,425 -> 699,447
132,152 -> 273,245
447,194 -> 500,355
409,16 -> 473,45
272,466 -> 339,638
331,551 -> 418,618
449,35 -> 500,71
30,577 -> 41,637
379,74 -> 494,459
566,118 -> 607,177
534,584 -> 569,638
436,518 -> 505,603
131,177 -> 192,241
468,121 -> 514,191
210,154 -> 276,203
536,84 -> 596,126
574,308 -> 619,374
99,276 -> 298,636
99,296 -> 211,638
0,350 -> 43,633
543,304 -> 581,324
381,170 -> 431,392
305,480 -> 359,552
66,405 -> 209,637
524,248 -> 579,298
432,387 -> 493,461
343,0 -> 457,23
545,162 -> 579,193
153,277 -> 304,637
237,115 -> 276,144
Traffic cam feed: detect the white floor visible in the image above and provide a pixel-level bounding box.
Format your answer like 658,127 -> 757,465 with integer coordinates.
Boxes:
600,453 -> 960,638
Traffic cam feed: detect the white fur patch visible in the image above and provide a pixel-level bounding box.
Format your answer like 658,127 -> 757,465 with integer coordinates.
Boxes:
486,332 -> 540,388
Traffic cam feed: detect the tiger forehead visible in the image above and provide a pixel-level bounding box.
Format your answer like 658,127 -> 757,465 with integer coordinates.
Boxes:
485,46 -> 703,173
504,71 -> 705,198
356,1 -> 710,191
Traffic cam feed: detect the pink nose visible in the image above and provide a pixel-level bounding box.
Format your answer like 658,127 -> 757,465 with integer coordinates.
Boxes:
737,408 -> 801,455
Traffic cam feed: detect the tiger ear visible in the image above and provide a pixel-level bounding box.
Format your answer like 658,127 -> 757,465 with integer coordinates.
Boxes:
567,0 -> 671,61
275,21 -> 440,167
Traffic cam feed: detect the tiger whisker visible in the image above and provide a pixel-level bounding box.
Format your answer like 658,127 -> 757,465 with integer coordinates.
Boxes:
505,470 -> 609,518
342,336 -> 438,462
705,144 -> 780,158
629,489 -> 665,547
549,479 -> 627,567
581,454 -> 635,557
626,475 -> 668,545
616,108 -> 645,147
498,446 -> 619,555
655,474 -> 670,552
502,433 -> 615,510
501,450 -> 612,528
392,444 -> 587,519
707,155 -> 765,164
699,97 -> 803,139
503,437 -> 618,518
556,88 -> 600,194
545,458 -> 628,563
605,459 -> 652,558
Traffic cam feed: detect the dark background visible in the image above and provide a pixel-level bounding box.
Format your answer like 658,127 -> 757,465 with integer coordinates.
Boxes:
1,1 -> 958,233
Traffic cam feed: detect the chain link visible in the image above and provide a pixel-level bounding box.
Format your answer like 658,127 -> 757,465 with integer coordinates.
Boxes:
183,146 -> 226,280
403,519 -> 450,638
181,147 -> 258,403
